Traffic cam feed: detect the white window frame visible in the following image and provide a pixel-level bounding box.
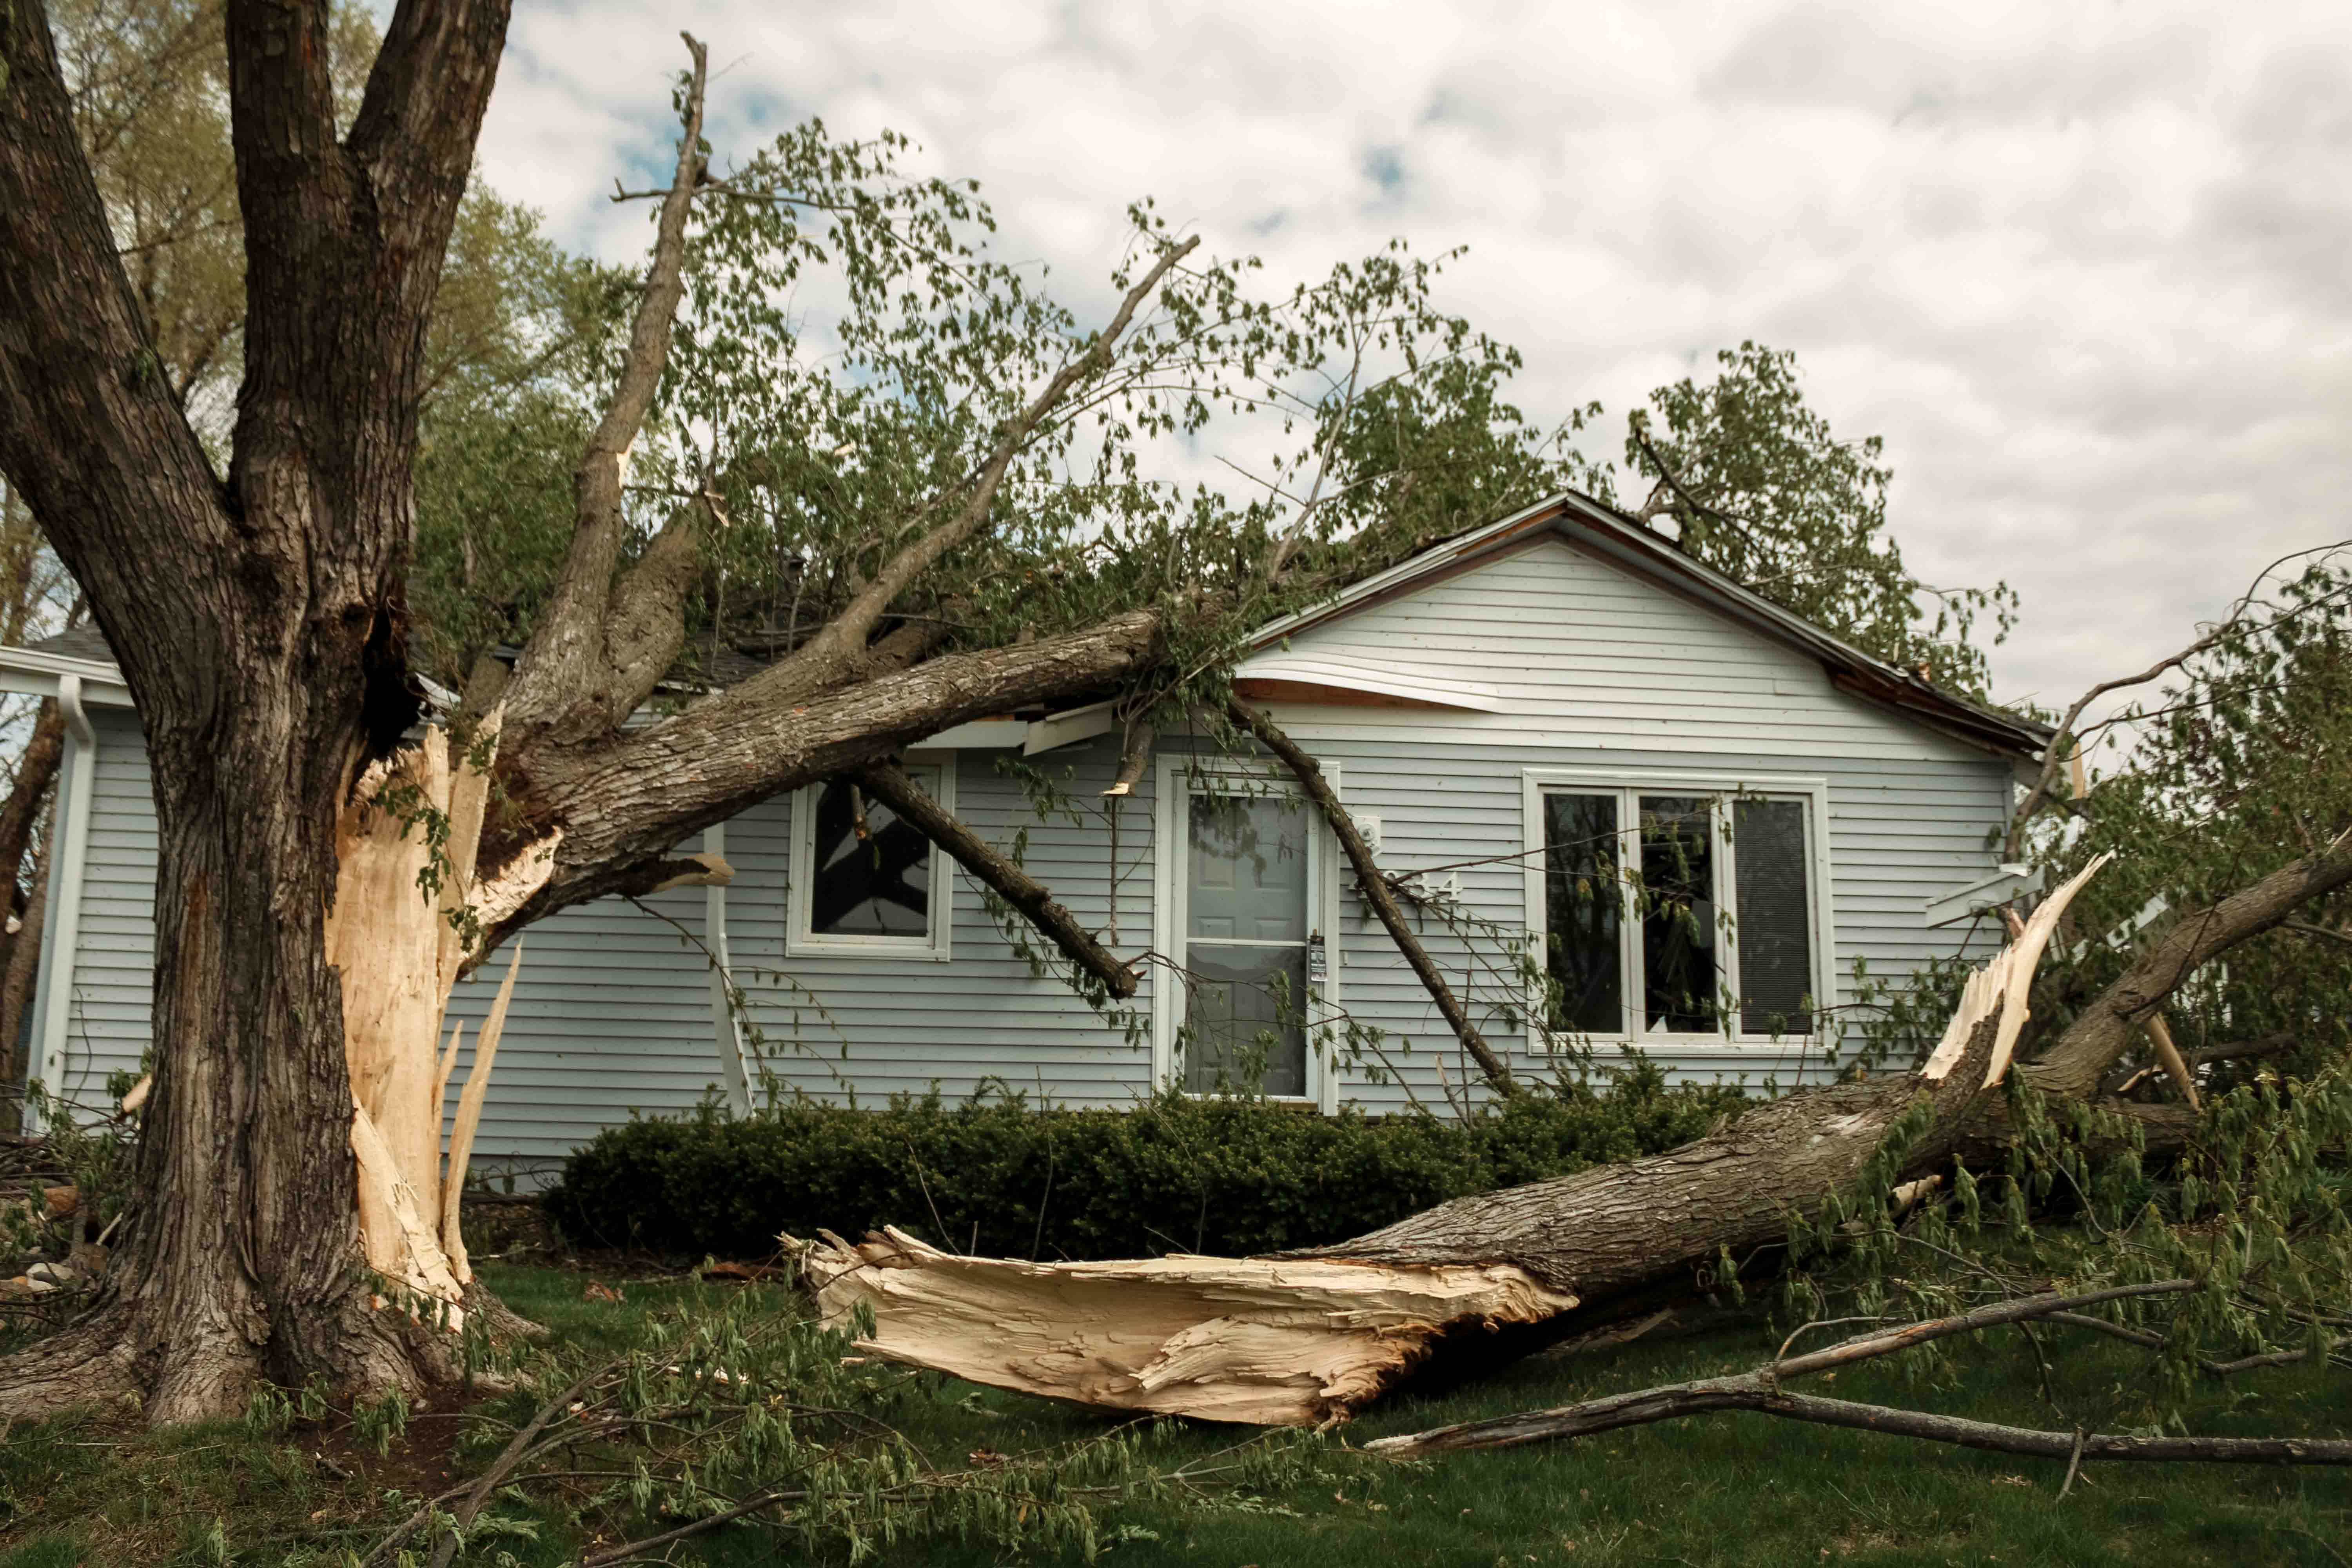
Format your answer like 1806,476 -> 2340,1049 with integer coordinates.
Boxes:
1520,766 -> 1834,1052
787,756 -> 956,962
1151,753 -> 1342,1112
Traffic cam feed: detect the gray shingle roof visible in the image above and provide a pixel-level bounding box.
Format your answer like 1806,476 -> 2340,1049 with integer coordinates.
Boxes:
23,624 -> 114,665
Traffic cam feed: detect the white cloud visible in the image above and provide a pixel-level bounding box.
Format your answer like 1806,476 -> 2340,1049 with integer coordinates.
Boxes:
471,0 -> 2352,712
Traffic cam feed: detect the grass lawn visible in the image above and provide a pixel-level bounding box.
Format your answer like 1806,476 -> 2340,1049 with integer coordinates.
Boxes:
4,1261 -> 2350,1566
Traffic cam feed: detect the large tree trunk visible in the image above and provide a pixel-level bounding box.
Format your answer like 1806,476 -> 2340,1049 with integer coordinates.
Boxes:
798,838 -> 2351,1426
0,0 -> 516,1423
800,863 -> 2103,1426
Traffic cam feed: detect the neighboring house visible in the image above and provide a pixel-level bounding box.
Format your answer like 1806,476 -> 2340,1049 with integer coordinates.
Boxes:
0,492 -> 2052,1177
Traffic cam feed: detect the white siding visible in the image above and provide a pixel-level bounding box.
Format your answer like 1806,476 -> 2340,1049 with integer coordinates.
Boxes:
32,535 -> 2022,1156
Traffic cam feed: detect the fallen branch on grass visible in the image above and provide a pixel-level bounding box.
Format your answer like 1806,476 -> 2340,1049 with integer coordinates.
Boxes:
1364,1279 -> 2352,1465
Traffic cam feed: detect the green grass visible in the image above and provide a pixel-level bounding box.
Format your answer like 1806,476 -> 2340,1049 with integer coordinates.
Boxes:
4,1263 -> 2350,1566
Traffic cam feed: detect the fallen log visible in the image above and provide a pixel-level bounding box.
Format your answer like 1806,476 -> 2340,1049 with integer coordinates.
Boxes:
795,860 -> 2105,1425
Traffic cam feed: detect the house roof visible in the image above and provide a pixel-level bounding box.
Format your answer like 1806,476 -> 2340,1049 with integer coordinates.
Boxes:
1241,489 -> 2054,761
24,624 -> 114,664
0,490 -> 2053,761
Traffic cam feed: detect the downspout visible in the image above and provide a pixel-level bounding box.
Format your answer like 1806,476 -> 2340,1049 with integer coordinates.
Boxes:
26,675 -> 96,1131
703,822 -> 754,1114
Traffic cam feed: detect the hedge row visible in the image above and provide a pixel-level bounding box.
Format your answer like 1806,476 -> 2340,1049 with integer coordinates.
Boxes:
542,1066 -> 1748,1262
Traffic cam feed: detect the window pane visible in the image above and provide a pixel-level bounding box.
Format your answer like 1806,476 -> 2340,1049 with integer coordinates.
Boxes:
1734,798 -> 1814,1034
808,777 -> 931,938
1542,792 -> 1622,1035
1639,795 -> 1719,1033
1182,943 -> 1308,1096
1187,793 -> 1308,942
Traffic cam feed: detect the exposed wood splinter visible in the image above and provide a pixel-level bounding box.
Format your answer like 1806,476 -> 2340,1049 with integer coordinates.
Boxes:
793,1226 -> 1577,1426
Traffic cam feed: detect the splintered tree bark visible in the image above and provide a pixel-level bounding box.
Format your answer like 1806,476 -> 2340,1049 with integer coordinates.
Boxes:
325,710 -> 552,1325
794,861 -> 2106,1426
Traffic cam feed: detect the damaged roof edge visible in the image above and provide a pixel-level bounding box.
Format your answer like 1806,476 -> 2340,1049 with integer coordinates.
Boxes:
1246,489 -> 2055,762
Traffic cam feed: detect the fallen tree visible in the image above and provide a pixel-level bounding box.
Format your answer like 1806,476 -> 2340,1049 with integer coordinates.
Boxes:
800,824 -> 2352,1426
800,859 -> 2100,1424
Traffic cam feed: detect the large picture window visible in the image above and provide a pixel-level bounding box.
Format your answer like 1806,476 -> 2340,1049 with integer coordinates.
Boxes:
1529,774 -> 1825,1044
787,763 -> 954,959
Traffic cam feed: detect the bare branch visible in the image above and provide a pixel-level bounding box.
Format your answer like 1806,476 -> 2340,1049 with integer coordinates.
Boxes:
1357,1279 -> 2352,1466
2007,540 -> 2352,859
503,33 -> 710,744
854,760 -> 1136,1000
1228,695 -> 1518,1096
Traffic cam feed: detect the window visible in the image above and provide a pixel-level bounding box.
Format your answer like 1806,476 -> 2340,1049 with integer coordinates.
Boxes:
787,763 -> 954,959
1529,774 -> 1824,1044
1173,785 -> 1320,1099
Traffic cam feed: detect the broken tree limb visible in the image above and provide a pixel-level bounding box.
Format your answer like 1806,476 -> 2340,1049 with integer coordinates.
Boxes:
1361,1278 -> 2352,1465
2016,825 -> 2352,1100
2139,1013 -> 2201,1111
1227,695 -> 1517,1096
795,861 -> 2106,1425
854,759 -> 1137,999
796,1226 -> 1576,1426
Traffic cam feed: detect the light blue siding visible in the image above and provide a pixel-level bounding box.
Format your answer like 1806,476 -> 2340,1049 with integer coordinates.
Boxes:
33,534 -> 2021,1159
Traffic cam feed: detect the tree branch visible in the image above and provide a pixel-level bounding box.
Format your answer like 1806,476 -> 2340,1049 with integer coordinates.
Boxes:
1359,1278 -> 2352,1466
2005,541 -> 2352,860
1227,695 -> 1517,1096
0,0 -> 235,690
854,760 -> 1136,999
503,32 -> 708,746
2018,824 -> 2352,1099
487,608 -> 1168,940
781,236 -> 1200,685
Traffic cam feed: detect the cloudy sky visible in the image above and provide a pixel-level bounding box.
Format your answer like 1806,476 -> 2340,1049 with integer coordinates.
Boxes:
467,0 -> 2352,715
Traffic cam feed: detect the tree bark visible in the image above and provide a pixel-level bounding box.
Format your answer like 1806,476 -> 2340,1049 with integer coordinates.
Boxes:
0,0 -> 515,1423
800,863 -> 2104,1425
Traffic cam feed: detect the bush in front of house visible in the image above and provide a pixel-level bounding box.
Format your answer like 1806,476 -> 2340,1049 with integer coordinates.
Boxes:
541,1062 -> 1749,1262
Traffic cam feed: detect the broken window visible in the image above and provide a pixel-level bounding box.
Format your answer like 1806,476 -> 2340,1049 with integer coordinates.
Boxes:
790,764 -> 951,957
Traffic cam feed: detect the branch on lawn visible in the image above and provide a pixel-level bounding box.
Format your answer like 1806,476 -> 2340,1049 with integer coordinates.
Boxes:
855,760 -> 1136,1000
1227,694 -> 1517,1096
1365,1279 -> 2352,1465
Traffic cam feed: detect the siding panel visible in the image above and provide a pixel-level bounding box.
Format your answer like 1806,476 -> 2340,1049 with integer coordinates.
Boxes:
34,537 -> 2019,1158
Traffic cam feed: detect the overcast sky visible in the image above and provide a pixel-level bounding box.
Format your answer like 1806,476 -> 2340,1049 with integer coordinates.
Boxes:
467,1 -> 2352,716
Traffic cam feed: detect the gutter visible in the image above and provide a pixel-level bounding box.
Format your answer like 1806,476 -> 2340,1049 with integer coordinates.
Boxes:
26,675 -> 97,1131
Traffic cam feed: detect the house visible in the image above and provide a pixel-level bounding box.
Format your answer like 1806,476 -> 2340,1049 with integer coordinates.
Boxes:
0,492 -> 2052,1183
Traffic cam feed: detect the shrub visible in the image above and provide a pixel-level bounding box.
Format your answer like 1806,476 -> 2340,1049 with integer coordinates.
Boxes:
543,1063 -> 1748,1261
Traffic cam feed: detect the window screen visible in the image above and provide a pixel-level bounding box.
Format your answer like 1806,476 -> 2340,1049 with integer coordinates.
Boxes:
1733,797 -> 1814,1034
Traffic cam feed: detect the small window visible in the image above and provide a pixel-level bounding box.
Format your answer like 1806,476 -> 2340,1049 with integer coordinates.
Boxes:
1537,782 -> 1818,1041
788,764 -> 953,959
